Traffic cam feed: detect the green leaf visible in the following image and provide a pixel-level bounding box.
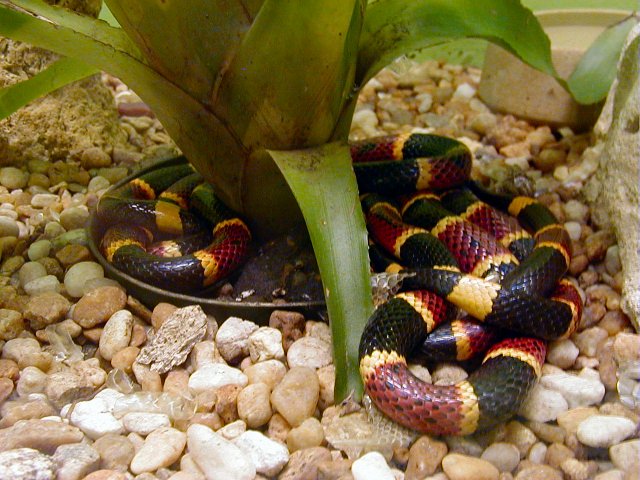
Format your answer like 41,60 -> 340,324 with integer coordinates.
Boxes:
0,57 -> 97,120
0,0 -> 142,60
215,0 -> 364,150
357,0 -> 557,86
103,0 -> 263,105
269,143 -> 374,401
567,15 -> 638,105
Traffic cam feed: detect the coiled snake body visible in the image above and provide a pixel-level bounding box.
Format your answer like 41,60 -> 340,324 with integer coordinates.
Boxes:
97,133 -> 582,436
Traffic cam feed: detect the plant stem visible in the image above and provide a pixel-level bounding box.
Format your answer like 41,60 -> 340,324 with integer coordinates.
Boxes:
269,143 -> 373,401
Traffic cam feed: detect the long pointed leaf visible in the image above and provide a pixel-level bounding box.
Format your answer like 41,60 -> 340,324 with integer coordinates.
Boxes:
357,0 -> 557,86
269,143 -> 374,401
567,15 -> 638,105
0,57 -> 97,120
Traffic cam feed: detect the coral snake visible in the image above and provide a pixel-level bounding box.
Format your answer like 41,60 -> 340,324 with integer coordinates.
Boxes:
96,133 -> 582,436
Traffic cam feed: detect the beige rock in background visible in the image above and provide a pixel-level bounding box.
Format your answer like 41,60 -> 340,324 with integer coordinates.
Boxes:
0,0 -> 127,166
584,24 -> 640,331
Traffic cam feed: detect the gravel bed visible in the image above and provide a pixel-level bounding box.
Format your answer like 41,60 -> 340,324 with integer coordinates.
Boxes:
0,63 -> 638,480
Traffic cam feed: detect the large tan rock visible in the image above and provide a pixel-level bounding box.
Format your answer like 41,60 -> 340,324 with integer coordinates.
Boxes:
0,0 -> 126,166
583,24 -> 640,331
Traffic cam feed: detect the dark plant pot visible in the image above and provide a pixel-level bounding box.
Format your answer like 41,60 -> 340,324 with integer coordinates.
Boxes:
87,157 -> 325,324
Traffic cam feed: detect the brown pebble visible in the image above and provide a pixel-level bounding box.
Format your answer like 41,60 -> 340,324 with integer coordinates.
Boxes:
82,470 -> 129,480
36,256 -> 64,281
597,338 -> 618,390
406,435 -> 448,479
514,464 -> 563,480
0,359 -> 19,380
524,421 -> 565,444
55,244 -> 92,267
128,323 -> 147,348
110,346 -> 140,373
267,413 -> 291,444
0,419 -> 83,454
83,327 -> 103,344
599,310 -> 631,335
545,442 -> 575,469
188,411 -> 224,431
0,377 -> 13,403
215,384 -> 242,424
317,457 -> 353,480
132,362 -> 162,392
151,302 -> 177,330
72,286 -> 127,328
23,291 -> 71,330
163,369 -> 190,396
442,453 -> 499,480
584,230 -> 616,262
126,295 -> 153,323
569,254 -> 589,276
0,397 -> 57,427
269,309 -> 305,351
613,333 -> 640,365
278,446 -> 332,480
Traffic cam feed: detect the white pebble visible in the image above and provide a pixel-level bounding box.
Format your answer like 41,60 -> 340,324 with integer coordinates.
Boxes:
187,424 -> 255,480
248,327 -> 284,362
286,336 -> 333,369
481,442 -> 520,472
564,221 -> 582,242
416,93 -> 433,113
87,176 -> 111,192
23,275 -> 61,296
546,339 -> 579,368
122,411 -> 172,435
453,82 -> 476,100
541,371 -> 605,408
188,363 -> 248,394
16,366 -> 47,396
218,419 -> 247,440
215,316 -> 259,362
64,261 -> 104,298
99,309 -> 134,361
352,451 -> 395,480
519,383 -> 568,422
576,415 -> 637,448
352,109 -> 381,137
233,430 -> 289,477
528,442 -> 547,464
563,199 -> 589,222
66,395 -> 124,440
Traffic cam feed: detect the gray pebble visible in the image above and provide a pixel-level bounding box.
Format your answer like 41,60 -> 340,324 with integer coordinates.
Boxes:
59,207 -> 90,231
87,176 -> 111,192
81,147 -> 112,169
27,239 -> 52,261
19,261 -> 48,287
0,166 -> 29,189
64,261 -> 104,298
23,275 -> 61,296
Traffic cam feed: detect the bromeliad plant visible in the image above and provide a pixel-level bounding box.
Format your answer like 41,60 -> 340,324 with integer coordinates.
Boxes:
0,0 -> 588,400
